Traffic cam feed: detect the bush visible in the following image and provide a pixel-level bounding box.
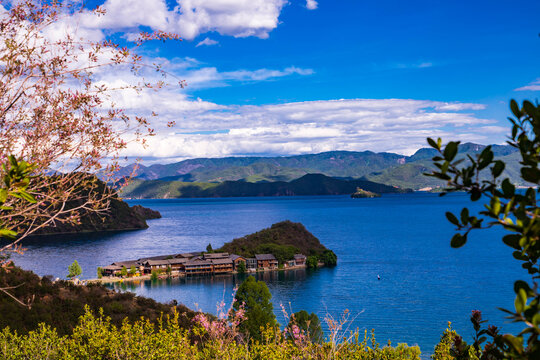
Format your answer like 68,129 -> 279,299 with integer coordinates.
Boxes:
0,307 -> 421,359
306,256 -> 318,269
427,99 -> 540,358
320,250 -> 337,266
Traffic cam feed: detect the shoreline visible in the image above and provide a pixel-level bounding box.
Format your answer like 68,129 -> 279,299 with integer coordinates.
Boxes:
88,263 -> 314,284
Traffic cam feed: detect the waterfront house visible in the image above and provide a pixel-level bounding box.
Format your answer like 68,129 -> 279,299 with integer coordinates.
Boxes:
142,259 -> 170,273
246,258 -> 257,269
203,252 -> 230,260
210,258 -> 234,273
167,258 -> 188,272
101,264 -> 123,276
111,260 -> 144,274
184,259 -> 213,275
255,254 -> 278,269
142,258 -> 188,273
230,254 -> 246,270
286,260 -> 295,268
294,254 -> 306,266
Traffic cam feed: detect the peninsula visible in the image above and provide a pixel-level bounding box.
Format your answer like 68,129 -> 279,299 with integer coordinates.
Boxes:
97,221 -> 336,282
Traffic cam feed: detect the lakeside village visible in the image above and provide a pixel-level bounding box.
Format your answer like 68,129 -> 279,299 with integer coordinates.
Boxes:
98,251 -> 309,282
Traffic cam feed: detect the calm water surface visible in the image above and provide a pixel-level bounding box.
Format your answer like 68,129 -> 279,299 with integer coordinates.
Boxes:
12,193 -> 522,355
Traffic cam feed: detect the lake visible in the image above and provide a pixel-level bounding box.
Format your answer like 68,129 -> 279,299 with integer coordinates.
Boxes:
11,193 -> 522,355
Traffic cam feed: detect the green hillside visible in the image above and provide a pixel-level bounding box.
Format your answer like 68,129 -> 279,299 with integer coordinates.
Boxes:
113,150 -> 408,182
0,266 -> 198,336
217,221 -> 336,265
114,143 -> 523,191
120,173 -> 411,199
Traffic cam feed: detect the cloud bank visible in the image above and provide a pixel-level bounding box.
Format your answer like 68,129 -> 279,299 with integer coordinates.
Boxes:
81,0 -> 287,40
115,91 -> 501,162
515,78 -> 540,91
306,0 -> 318,10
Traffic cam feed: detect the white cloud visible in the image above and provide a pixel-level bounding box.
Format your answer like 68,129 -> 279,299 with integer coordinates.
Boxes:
80,0 -> 287,40
115,95 -> 502,163
196,37 -> 218,47
306,0 -> 318,10
176,64 -> 314,89
515,78 -> 540,91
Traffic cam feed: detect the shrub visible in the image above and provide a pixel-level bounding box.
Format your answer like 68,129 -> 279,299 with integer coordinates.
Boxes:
233,276 -> 276,341
320,250 -> 338,266
0,307 -> 421,359
427,99 -> 540,358
306,256 -> 318,269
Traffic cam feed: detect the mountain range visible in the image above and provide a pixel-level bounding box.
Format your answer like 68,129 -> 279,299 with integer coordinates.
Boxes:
117,143 -> 523,198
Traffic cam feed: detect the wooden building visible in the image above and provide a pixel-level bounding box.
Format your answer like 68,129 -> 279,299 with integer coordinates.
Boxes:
293,254 -> 306,266
101,264 -> 123,276
246,258 -> 257,269
184,259 -> 213,275
210,258 -> 233,273
142,259 -> 170,273
230,254 -> 247,270
203,252 -> 229,259
255,254 -> 278,269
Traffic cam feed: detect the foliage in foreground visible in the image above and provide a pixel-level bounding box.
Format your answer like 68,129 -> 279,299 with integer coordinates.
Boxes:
427,99 -> 540,359
0,266 -> 197,336
0,306 -> 421,360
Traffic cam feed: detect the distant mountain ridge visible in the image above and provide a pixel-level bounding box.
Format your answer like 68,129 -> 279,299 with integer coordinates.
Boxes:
114,143 -> 521,192
115,150 -> 408,183
120,173 -> 411,199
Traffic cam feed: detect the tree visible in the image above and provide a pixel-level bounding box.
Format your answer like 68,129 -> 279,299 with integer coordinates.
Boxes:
320,250 -> 338,266
233,276 -> 276,341
67,260 -> 82,280
0,1 -> 180,261
129,266 -> 137,276
0,0 -> 180,307
306,256 -> 318,269
206,243 -> 213,253
237,261 -> 247,274
286,310 -> 324,343
166,265 -> 172,276
97,267 -> 103,279
427,99 -> 540,359
120,266 -> 128,278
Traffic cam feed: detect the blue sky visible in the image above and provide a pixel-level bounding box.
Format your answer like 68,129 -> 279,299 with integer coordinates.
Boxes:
66,0 -> 540,162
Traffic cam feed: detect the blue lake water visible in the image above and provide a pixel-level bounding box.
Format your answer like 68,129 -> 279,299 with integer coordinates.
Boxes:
11,193 -> 523,355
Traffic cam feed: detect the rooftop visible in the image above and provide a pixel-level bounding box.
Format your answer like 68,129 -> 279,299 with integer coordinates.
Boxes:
255,254 -> 277,261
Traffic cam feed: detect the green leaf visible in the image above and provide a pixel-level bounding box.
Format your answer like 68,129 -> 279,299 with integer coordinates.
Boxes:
450,233 -> 467,248
503,235 -> 522,250
478,149 -> 494,170
501,178 -> 515,198
521,167 -> 540,184
446,212 -> 460,226
0,228 -> 17,240
510,99 -> 521,118
16,190 -> 36,203
443,142 -> 458,161
8,155 -> 17,168
460,208 -> 469,225
532,313 -> 540,327
503,334 -> 523,354
513,280 -> 532,295
491,197 -> 501,216
427,137 -> 438,149
491,160 -> 505,178
0,189 -> 7,203
512,251 -> 528,261
514,288 -> 527,313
